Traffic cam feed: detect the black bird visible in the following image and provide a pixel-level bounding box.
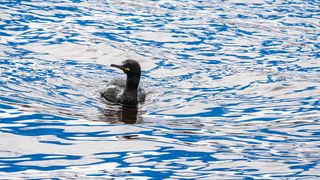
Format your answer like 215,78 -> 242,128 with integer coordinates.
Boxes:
100,59 -> 146,105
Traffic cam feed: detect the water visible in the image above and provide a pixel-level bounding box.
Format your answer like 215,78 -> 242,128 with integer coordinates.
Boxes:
0,0 -> 319,179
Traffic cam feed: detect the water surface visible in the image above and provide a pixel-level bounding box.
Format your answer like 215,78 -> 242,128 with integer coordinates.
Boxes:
0,0 -> 319,179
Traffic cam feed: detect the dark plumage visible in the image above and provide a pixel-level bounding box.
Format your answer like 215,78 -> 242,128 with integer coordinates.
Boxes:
100,59 -> 146,105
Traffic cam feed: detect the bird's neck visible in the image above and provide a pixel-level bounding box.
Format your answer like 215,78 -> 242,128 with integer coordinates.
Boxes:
125,74 -> 140,92
121,74 -> 140,105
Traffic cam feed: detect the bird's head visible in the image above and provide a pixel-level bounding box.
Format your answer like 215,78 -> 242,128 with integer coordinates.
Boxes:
111,59 -> 141,76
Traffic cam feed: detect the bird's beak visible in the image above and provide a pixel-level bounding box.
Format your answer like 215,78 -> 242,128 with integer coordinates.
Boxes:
111,64 -> 130,73
111,64 -> 124,70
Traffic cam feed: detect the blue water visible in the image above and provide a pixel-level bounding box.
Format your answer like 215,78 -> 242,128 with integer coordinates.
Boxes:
0,0 -> 319,179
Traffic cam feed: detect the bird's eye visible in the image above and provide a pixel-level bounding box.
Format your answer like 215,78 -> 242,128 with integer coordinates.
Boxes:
124,67 -> 130,72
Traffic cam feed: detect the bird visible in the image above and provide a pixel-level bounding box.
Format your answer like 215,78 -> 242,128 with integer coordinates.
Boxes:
100,59 -> 146,106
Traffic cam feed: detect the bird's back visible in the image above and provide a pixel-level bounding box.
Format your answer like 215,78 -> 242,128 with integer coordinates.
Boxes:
100,77 -> 146,104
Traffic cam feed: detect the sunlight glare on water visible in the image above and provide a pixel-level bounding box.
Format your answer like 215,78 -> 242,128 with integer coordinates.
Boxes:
0,0 -> 319,179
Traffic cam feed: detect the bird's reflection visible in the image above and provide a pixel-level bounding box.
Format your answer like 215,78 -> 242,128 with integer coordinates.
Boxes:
119,105 -> 139,124
99,105 -> 141,124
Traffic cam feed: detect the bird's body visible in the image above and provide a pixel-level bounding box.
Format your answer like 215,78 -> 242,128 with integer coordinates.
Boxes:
100,60 -> 146,106
100,77 -> 146,104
